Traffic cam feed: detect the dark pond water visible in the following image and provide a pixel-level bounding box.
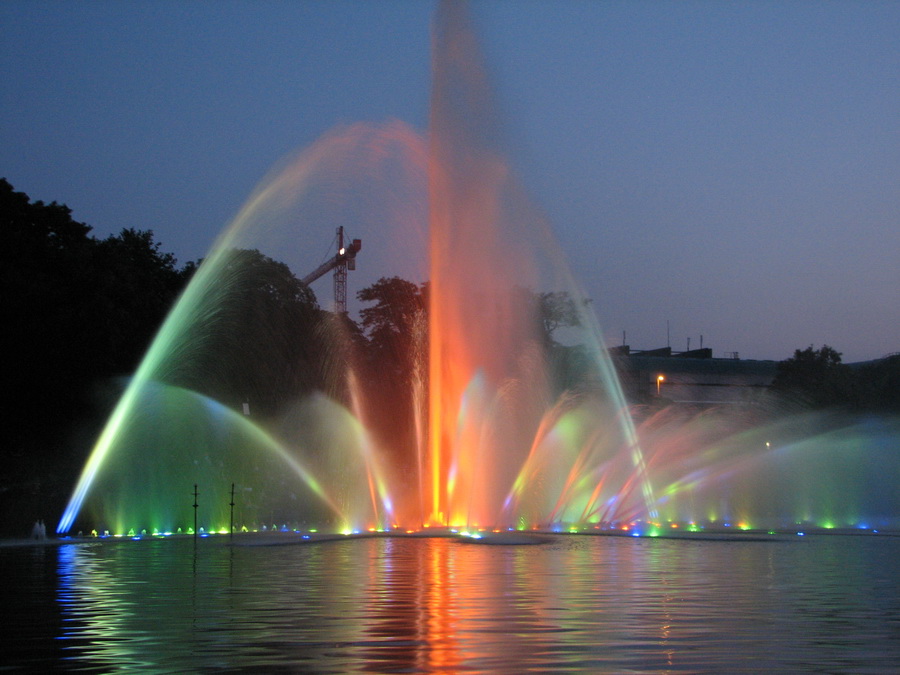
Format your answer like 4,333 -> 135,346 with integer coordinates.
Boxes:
4,533 -> 899,672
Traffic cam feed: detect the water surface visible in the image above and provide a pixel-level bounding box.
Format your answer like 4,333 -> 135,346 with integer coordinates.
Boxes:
5,534 -> 899,672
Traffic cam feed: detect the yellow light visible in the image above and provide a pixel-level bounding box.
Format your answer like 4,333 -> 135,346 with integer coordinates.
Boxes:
656,374 -> 665,395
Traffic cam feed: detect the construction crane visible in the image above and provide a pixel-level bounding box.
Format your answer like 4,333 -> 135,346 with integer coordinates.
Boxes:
301,226 -> 361,314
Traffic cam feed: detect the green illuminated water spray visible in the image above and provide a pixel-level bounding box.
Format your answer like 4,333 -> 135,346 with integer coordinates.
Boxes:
193,484 -> 198,541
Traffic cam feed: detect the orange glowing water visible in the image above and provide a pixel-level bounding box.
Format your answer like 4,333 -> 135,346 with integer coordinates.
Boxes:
426,4 -> 547,527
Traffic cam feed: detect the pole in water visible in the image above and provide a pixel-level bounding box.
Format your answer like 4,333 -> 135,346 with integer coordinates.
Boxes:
229,482 -> 235,542
193,484 -> 199,540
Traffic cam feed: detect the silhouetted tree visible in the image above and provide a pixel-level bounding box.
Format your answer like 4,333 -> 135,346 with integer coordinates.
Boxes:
181,248 -> 327,418
772,344 -> 856,409
358,276 -> 427,375
536,290 -> 583,345
356,277 -> 428,477
0,178 -> 194,535
854,354 -> 900,412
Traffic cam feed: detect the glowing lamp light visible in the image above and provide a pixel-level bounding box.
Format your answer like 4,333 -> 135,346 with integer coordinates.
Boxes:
656,374 -> 665,395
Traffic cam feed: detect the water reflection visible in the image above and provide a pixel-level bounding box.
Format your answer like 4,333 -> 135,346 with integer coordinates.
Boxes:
38,535 -> 900,671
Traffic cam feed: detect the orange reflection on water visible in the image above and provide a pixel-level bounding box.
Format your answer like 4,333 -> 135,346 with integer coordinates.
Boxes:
359,537 -> 562,672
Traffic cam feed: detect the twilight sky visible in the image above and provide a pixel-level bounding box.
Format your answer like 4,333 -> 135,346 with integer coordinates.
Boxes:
2,1 -> 897,363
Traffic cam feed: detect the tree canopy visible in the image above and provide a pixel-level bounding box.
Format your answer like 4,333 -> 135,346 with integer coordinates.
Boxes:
0,179 -> 196,534
771,344 -> 852,409
181,248 -> 326,417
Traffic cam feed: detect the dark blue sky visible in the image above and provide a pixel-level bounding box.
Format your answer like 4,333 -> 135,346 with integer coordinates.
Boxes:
2,1 -> 897,362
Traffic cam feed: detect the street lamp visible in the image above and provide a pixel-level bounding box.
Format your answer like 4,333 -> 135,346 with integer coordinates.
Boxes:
656,374 -> 665,396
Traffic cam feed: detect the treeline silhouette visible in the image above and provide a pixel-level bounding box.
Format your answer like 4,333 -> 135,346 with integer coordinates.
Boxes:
772,344 -> 900,412
1,179 -> 199,534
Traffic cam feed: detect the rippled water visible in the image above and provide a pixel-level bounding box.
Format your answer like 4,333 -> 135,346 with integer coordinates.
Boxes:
5,534 -> 899,672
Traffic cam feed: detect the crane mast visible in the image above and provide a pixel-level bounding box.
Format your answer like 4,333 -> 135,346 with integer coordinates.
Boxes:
301,226 -> 361,314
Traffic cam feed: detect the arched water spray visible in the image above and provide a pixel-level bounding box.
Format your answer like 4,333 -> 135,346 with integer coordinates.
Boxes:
58,5 -> 655,536
57,123 -> 430,535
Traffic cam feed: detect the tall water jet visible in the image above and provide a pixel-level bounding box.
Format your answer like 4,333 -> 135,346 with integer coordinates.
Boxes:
424,3 -> 651,529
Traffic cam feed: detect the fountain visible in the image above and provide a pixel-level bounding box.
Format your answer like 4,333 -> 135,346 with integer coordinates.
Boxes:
57,3 -> 898,538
